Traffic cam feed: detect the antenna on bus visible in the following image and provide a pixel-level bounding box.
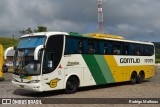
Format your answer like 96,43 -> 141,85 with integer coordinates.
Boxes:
97,0 -> 104,34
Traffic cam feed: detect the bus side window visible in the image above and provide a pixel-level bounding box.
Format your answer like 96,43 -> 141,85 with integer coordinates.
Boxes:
104,42 -> 108,54
99,41 -> 105,54
134,44 -> 142,56
94,40 -> 99,54
140,45 -> 144,56
72,38 -> 79,53
108,42 -> 113,54
129,44 -> 134,55
88,40 -> 95,54
148,45 -> 154,56
43,52 -> 54,73
133,44 -> 137,55
78,40 -> 83,53
112,42 -> 121,55
123,43 -> 129,55
143,45 -> 147,56
82,39 -> 87,54
65,38 -> 73,54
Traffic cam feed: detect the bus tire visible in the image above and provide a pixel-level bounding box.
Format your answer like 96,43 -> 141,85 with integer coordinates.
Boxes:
65,76 -> 79,94
130,72 -> 137,84
137,71 -> 144,83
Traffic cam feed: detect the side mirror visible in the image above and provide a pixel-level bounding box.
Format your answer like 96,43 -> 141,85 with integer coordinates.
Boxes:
4,47 -> 14,60
34,45 -> 44,60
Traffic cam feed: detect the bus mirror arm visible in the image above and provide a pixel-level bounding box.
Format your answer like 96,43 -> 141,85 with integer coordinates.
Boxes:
4,46 -> 14,60
34,45 -> 44,61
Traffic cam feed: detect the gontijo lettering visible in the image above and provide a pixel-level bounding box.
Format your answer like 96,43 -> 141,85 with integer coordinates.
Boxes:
120,58 -> 140,63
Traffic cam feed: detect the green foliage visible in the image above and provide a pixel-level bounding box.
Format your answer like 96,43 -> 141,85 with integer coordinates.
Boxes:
19,27 -> 33,35
153,42 -> 160,54
156,54 -> 160,59
19,26 -> 47,35
0,37 -> 19,50
156,59 -> 160,63
153,42 -> 160,63
34,26 -> 47,32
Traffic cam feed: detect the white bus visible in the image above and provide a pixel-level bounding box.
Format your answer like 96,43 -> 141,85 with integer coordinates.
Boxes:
5,32 -> 155,93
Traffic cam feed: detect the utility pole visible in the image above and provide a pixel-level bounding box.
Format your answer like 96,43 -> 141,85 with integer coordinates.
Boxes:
12,34 -> 14,40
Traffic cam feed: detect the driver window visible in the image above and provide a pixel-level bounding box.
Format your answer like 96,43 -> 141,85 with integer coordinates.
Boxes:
43,52 -> 56,74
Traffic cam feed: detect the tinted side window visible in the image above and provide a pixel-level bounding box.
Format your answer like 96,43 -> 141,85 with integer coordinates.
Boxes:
134,44 -> 143,56
43,35 -> 64,74
112,42 -> 122,55
99,41 -> 109,54
64,36 -> 154,56
86,39 -> 99,54
65,37 -> 83,54
148,45 -> 154,56
122,43 -> 129,55
133,44 -> 154,56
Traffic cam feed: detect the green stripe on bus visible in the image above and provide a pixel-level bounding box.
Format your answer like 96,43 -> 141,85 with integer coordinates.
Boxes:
82,55 -> 106,84
68,32 -> 93,38
68,32 -> 84,37
94,55 -> 115,83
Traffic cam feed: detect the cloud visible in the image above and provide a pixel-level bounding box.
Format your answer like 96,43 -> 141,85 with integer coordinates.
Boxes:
0,0 -> 160,41
103,0 -> 160,41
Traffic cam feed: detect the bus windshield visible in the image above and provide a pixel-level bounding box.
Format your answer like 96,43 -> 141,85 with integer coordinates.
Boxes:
13,36 -> 45,76
13,49 -> 43,76
17,36 -> 46,49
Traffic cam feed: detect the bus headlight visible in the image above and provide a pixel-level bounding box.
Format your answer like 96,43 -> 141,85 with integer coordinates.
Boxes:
29,80 -> 40,83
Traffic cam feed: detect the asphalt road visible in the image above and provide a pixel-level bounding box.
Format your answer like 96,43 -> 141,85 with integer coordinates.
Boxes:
0,66 -> 160,107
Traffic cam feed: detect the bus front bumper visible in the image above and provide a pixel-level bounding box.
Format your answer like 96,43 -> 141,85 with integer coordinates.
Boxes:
12,80 -> 43,92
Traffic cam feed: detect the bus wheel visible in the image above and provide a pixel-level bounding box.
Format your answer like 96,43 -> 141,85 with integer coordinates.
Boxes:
65,76 -> 79,94
137,71 -> 144,83
130,72 -> 137,84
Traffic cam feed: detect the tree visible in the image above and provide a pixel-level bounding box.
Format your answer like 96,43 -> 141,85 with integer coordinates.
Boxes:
26,27 -> 33,34
34,26 -> 47,32
19,26 -> 47,35
19,30 -> 26,35
19,27 -> 33,35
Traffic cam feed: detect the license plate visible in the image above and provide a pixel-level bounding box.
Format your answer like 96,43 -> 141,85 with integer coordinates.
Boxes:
20,85 -> 24,88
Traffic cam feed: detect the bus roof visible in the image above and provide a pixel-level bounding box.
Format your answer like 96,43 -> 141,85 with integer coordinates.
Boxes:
69,32 -> 153,45
84,33 -> 124,40
20,32 -> 154,45
69,32 -> 124,39
21,32 -> 69,38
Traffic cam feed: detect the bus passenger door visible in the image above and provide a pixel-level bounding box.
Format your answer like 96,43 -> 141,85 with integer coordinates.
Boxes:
41,52 -> 64,91
41,35 -> 64,91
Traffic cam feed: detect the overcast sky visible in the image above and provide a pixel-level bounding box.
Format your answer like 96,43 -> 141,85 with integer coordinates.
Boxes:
0,0 -> 160,42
